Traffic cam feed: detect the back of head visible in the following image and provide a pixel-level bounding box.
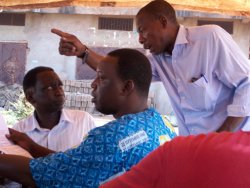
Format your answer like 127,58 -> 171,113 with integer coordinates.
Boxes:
137,0 -> 177,24
23,66 -> 54,93
108,48 -> 152,97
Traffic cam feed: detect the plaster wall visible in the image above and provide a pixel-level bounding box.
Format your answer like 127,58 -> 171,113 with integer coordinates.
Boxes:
0,13 -> 249,114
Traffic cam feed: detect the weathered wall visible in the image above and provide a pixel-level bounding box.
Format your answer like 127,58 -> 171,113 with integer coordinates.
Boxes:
0,12 -> 249,114
180,18 -> 250,56
0,13 -> 249,79
0,13 -> 139,80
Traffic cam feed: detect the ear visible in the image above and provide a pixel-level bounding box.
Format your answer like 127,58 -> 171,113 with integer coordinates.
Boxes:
159,15 -> 168,27
24,88 -> 35,105
121,80 -> 135,96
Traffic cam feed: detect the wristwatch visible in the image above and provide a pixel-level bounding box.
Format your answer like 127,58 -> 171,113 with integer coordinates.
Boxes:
78,46 -> 89,64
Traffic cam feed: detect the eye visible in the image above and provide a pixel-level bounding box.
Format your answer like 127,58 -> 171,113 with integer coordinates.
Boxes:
137,27 -> 143,34
99,76 -> 104,80
97,74 -> 105,81
47,86 -> 53,90
59,83 -> 63,88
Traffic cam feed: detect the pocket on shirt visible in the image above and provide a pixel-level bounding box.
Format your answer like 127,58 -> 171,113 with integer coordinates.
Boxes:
185,77 -> 213,111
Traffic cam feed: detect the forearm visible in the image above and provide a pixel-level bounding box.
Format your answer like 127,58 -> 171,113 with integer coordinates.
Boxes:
82,48 -> 104,71
29,142 -> 55,158
217,116 -> 245,132
7,128 -> 55,158
0,154 -> 36,187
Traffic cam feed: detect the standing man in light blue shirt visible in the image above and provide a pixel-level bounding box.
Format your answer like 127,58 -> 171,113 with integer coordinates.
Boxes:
51,0 -> 250,136
135,0 -> 250,135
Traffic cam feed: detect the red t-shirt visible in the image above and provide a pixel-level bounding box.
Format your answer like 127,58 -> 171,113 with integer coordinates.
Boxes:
100,131 -> 250,188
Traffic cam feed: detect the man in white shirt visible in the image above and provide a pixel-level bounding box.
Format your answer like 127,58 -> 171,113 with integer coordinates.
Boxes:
12,66 -> 96,154
0,67 -> 96,187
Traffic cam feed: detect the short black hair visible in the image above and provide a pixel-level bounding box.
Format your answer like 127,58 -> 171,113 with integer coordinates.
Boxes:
137,0 -> 177,24
108,48 -> 152,97
23,66 -> 54,92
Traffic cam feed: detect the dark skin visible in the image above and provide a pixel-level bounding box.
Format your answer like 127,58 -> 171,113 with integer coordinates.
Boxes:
0,155 -> 36,187
51,28 -> 103,71
51,10 -> 244,132
91,56 -> 148,118
136,12 -> 179,55
6,128 -> 54,158
0,55 -> 149,186
27,70 -> 65,130
0,70 -> 66,186
3,70 -> 65,158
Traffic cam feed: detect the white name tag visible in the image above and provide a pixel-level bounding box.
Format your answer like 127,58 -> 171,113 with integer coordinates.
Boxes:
119,130 -> 149,152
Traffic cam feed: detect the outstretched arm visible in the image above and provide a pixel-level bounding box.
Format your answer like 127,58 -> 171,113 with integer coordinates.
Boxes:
7,128 -> 55,158
51,28 -> 104,71
0,154 -> 36,187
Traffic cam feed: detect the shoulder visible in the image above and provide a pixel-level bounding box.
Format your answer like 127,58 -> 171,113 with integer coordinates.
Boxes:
63,108 -> 94,120
187,25 -> 229,41
120,108 -> 164,129
12,114 -> 34,131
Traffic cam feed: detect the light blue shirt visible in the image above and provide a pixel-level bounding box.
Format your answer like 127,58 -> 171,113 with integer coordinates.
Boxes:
149,25 -> 250,136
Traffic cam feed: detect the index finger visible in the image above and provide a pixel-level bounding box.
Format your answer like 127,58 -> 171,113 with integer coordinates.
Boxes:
51,28 -> 72,38
8,128 -> 18,134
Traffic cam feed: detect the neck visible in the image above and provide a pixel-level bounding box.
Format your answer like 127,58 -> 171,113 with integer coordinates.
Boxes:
113,97 -> 148,119
34,110 -> 61,130
166,24 -> 180,55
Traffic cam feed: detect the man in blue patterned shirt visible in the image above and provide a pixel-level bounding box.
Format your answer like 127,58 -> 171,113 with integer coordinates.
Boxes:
0,48 -> 176,187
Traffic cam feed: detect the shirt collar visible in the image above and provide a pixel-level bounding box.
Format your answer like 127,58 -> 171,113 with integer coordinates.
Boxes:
22,109 -> 73,132
174,25 -> 189,45
160,25 -> 188,57
60,109 -> 74,124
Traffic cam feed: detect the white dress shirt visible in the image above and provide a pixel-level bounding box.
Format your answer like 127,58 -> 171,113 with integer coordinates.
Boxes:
149,25 -> 250,135
13,109 -> 96,151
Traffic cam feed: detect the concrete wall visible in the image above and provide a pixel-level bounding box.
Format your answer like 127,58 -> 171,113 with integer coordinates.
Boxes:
0,12 -> 249,114
179,18 -> 250,56
0,13 -> 249,79
0,13 -> 140,80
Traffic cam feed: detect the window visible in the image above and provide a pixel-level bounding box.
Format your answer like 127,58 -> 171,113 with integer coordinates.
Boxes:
0,13 -> 25,26
98,17 -> 133,31
197,20 -> 233,34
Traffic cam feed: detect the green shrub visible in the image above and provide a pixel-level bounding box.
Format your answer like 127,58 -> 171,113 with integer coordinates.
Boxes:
0,93 -> 33,126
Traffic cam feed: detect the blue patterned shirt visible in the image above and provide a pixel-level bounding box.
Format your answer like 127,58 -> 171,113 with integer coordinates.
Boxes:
30,108 -> 176,187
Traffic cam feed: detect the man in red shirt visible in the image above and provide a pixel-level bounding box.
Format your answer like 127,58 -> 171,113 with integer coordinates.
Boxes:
101,131 -> 250,188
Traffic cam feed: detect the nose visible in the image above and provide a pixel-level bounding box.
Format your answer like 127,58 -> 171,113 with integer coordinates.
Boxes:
138,33 -> 145,44
91,77 -> 98,89
55,86 -> 64,96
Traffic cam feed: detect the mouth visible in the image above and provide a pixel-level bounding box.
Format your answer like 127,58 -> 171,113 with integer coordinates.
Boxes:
55,95 -> 65,103
55,100 -> 65,107
148,46 -> 154,53
144,44 -> 151,50
144,45 -> 155,53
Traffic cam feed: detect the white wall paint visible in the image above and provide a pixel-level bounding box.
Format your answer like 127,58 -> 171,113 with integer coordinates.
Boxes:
0,13 -> 249,114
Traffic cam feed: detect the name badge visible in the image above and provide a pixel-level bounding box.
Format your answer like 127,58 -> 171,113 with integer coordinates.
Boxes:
119,130 -> 149,152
